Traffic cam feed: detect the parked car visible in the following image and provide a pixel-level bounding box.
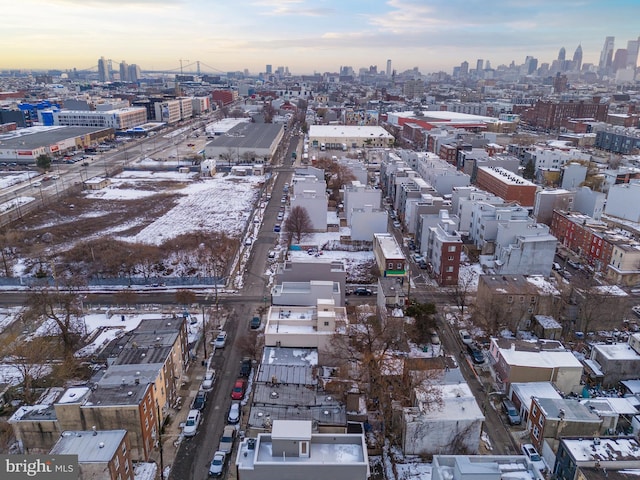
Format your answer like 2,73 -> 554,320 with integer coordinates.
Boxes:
192,390 -> 207,411
218,425 -> 236,453
240,358 -> 252,377
632,305 -> 640,319
430,330 -> 441,345
250,316 -> 261,329
502,398 -> 522,425
228,402 -> 241,424
244,237 -> 253,246
273,224 -> 281,232
183,409 -> 201,437
201,370 -> 216,391
277,212 -> 284,221
466,343 -> 485,364
521,443 -> 547,472
353,287 -> 373,296
213,331 -> 227,348
459,329 -> 473,345
208,451 -> 226,477
231,378 -> 247,400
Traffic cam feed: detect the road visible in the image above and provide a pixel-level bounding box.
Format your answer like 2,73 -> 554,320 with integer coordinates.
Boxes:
167,125 -> 298,480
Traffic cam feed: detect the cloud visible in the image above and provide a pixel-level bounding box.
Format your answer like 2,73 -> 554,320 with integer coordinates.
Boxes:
252,0 -> 332,16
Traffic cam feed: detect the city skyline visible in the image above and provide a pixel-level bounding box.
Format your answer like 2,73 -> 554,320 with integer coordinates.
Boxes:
2,0 -> 640,75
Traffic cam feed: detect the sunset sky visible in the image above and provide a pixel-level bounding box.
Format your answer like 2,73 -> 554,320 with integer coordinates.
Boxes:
2,0 -> 639,75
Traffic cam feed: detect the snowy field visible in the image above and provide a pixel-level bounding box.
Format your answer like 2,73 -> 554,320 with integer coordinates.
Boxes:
84,170 -> 264,245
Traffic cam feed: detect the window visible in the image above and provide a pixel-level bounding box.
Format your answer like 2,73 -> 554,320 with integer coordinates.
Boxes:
532,425 -> 540,439
532,405 -> 538,417
114,456 -> 120,470
507,296 -> 513,303
387,262 -> 393,269
122,443 -> 127,455
448,245 -> 456,252
396,262 -> 403,269
446,266 -> 454,272
324,321 -> 329,326
448,256 -> 454,261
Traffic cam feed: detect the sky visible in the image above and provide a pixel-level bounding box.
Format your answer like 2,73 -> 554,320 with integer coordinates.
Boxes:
2,0 -> 639,75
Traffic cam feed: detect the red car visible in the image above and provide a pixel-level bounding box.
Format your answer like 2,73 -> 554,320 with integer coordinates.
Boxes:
231,379 -> 246,400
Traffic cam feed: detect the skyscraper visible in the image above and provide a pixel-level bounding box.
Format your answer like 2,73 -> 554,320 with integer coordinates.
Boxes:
476,59 -> 483,72
558,47 -> 566,61
119,61 -> 128,82
627,38 -> 640,69
98,56 -> 108,82
572,45 -> 583,71
265,64 -> 272,74
612,49 -> 628,72
599,36 -> 615,73
386,59 -> 392,77
460,61 -> 469,76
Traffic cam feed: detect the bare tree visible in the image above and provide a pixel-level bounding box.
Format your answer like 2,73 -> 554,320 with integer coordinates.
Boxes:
175,289 -> 197,307
328,308 -> 441,444
449,269 -> 477,318
262,103 -> 276,123
219,148 -> 235,166
237,331 -> 264,361
0,229 -> 21,277
284,206 -> 313,244
22,283 -> 85,359
3,336 -> 57,405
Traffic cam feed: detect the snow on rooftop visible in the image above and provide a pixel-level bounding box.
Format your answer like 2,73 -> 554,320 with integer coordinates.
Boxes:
593,285 -> 628,296
58,387 -> 90,404
526,275 -> 560,295
563,437 -> 640,462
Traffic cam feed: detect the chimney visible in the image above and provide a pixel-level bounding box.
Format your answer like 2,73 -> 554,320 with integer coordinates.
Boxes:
92,426 -> 97,436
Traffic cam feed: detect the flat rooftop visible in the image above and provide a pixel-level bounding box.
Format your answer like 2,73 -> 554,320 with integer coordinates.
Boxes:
309,125 -> 393,139
0,126 -> 113,149
51,430 -> 127,462
206,123 -> 283,149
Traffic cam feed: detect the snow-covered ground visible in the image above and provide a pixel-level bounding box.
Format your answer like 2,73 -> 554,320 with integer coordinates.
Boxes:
84,170 -> 264,245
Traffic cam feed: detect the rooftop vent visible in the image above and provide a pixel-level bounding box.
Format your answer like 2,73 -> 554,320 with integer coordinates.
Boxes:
98,442 -> 105,448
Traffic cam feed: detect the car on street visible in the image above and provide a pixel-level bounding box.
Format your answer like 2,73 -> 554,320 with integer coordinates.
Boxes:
250,316 -> 261,329
201,370 -> 216,391
240,358 -> 252,377
430,330 -> 441,345
502,398 -> 521,425
32,181 -> 42,187
353,287 -> 373,296
459,329 -> 473,345
228,402 -> 241,424
192,390 -> 207,411
466,343 -> 485,364
633,305 -> 640,319
521,443 -> 547,472
183,409 -> 201,437
231,378 -> 247,400
277,212 -> 284,220
213,331 -> 228,348
244,237 -> 253,246
393,220 -> 401,229
218,425 -> 236,453
208,451 -> 226,477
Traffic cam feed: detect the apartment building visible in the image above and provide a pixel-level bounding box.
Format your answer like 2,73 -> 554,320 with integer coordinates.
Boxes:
476,166 -> 538,207
373,233 -> 407,278
235,420 -> 369,480
50,430 -> 134,480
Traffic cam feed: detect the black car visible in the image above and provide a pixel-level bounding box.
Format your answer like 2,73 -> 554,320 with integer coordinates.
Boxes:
250,316 -> 261,329
192,390 -> 207,410
466,343 -> 485,364
353,287 -> 373,296
240,358 -> 252,378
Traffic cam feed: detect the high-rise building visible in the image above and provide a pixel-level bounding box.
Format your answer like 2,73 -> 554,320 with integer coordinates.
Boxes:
386,59 -> 392,77
460,61 -> 469,76
128,64 -> 141,83
572,45 -> 583,71
98,56 -> 108,82
476,59 -> 483,72
627,38 -> 640,69
265,64 -> 272,74
612,49 -> 628,72
558,47 -> 566,61
119,61 -> 128,82
598,36 -> 615,73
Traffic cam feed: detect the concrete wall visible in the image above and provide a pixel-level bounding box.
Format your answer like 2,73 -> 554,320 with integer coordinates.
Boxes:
402,412 -> 482,455
291,192 -> 328,231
